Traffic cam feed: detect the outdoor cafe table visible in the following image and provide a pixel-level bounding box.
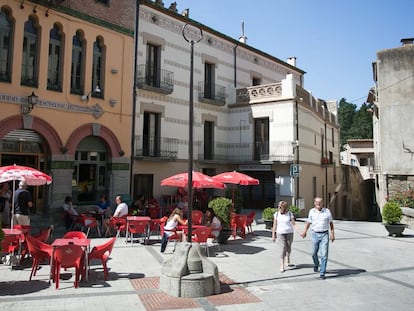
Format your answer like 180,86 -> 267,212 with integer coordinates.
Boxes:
2,228 -> 23,269
50,238 -> 91,282
177,225 -> 209,241
125,216 -> 151,244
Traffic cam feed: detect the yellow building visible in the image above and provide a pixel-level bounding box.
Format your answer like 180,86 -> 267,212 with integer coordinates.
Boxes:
0,0 -> 134,216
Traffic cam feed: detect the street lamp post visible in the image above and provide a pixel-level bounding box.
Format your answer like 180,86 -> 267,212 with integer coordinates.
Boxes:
182,24 -> 203,242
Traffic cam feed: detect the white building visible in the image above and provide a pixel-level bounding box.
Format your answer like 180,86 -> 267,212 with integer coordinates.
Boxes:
368,38 -> 414,210
132,1 -> 341,215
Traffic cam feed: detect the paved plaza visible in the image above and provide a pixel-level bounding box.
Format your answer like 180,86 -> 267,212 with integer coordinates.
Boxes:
1,218 -> 414,311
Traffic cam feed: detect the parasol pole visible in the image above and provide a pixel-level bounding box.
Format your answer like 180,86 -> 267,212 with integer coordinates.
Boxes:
10,179 -> 15,228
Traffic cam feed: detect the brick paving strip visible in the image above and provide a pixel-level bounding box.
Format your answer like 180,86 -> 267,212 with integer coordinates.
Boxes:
130,273 -> 261,311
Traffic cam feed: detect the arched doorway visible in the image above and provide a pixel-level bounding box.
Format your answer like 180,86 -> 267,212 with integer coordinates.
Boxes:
0,129 -> 50,214
72,136 -> 109,204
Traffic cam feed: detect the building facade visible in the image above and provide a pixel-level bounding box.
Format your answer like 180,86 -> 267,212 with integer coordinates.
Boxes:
369,38 -> 414,211
133,1 -> 341,215
0,0 -> 135,216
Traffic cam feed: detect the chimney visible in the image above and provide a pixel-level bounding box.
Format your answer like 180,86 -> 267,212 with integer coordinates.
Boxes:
182,8 -> 189,17
401,38 -> 414,46
239,20 -> 247,44
287,57 -> 296,67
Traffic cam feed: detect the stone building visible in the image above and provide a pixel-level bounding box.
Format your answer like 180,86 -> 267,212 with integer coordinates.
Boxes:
0,0 -> 135,216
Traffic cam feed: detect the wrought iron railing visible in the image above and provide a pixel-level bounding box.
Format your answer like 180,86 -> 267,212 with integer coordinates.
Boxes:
198,81 -> 226,105
134,135 -> 178,159
136,64 -> 174,94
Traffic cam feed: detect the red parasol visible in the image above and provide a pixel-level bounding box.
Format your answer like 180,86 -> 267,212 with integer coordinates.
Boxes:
212,171 -> 259,210
161,171 -> 226,189
0,164 -> 52,228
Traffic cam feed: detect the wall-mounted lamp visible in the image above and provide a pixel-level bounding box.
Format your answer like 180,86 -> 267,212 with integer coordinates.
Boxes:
81,85 -> 101,102
22,91 -> 38,115
20,0 -> 25,9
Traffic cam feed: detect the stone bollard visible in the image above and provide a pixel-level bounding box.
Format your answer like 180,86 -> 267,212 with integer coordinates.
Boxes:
159,242 -> 220,297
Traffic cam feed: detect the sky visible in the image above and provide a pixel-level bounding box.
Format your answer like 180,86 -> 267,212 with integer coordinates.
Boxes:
166,0 -> 414,107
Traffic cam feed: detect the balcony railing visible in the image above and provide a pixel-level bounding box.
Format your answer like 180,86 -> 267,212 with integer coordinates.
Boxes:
236,82 -> 283,104
136,64 -> 174,94
198,81 -> 226,105
197,141 -> 295,163
134,135 -> 178,159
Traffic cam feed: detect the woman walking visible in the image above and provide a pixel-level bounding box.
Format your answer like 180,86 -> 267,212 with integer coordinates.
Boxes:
272,201 -> 301,272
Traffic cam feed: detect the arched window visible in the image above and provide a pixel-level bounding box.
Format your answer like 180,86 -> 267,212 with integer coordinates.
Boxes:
21,16 -> 39,87
47,24 -> 63,91
71,30 -> 84,94
92,37 -> 105,98
0,8 -> 12,82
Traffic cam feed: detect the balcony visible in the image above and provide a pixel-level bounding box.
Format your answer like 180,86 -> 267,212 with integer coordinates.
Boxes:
198,81 -> 226,106
197,141 -> 295,163
236,82 -> 283,104
134,135 -> 178,160
136,64 -> 174,94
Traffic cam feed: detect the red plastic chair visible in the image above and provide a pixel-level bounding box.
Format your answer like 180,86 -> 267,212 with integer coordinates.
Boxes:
63,231 -> 87,239
246,211 -> 256,234
32,227 -> 52,243
192,227 -> 212,256
53,244 -> 84,289
13,225 -> 31,263
127,219 -> 149,245
231,214 -> 247,239
88,237 -> 116,280
26,235 -> 53,281
107,216 -> 127,238
80,215 -> 101,237
1,235 -> 20,261
191,210 -> 203,225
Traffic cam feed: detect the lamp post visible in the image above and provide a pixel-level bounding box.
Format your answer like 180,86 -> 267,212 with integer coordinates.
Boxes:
182,24 -> 203,242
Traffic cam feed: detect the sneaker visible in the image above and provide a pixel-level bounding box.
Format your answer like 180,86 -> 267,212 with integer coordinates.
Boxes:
319,274 -> 326,280
313,265 -> 318,272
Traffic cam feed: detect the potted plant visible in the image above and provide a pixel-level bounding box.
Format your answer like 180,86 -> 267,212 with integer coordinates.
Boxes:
262,207 -> 276,230
382,201 -> 407,237
208,197 -> 232,243
289,205 -> 300,219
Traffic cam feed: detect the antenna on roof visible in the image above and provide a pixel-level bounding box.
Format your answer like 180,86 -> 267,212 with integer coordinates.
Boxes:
239,20 -> 247,44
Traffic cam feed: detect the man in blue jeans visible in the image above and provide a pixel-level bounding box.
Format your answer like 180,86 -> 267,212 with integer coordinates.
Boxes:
301,197 -> 335,279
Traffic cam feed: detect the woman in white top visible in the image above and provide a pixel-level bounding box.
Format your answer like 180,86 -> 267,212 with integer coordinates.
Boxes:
271,201 -> 301,272
203,208 -> 221,238
161,207 -> 187,252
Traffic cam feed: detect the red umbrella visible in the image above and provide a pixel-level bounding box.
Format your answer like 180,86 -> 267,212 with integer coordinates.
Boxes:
0,164 -> 53,227
161,171 -> 226,189
212,171 -> 260,186
212,171 -> 259,210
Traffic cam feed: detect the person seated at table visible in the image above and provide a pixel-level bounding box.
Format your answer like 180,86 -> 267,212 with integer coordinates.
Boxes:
177,195 -> 189,219
132,194 -> 146,216
96,194 -> 111,218
203,208 -> 222,239
63,196 -> 80,230
113,195 -> 129,217
160,207 -> 187,253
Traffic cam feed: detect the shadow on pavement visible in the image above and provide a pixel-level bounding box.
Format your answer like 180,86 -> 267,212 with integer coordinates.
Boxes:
0,280 -> 50,295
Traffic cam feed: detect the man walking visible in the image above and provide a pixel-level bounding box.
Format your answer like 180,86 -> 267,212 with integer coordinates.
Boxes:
13,181 -> 33,226
301,197 -> 335,279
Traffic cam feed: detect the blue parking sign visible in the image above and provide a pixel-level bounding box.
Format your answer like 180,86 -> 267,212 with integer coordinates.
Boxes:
290,164 -> 300,177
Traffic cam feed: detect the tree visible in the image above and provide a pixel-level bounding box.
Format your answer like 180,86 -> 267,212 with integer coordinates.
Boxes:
338,98 -> 372,147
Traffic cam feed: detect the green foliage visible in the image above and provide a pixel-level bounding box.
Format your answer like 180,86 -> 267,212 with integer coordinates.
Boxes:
225,187 -> 242,213
289,205 -> 300,215
338,99 -> 373,147
208,197 -> 232,228
262,207 -> 277,220
388,190 -> 414,208
382,201 -> 403,224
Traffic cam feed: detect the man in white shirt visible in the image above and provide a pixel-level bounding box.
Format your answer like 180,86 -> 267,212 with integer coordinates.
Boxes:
301,197 -> 335,279
113,195 -> 129,217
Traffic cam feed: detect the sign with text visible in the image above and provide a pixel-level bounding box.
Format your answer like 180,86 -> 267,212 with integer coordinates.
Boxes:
290,164 -> 300,177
